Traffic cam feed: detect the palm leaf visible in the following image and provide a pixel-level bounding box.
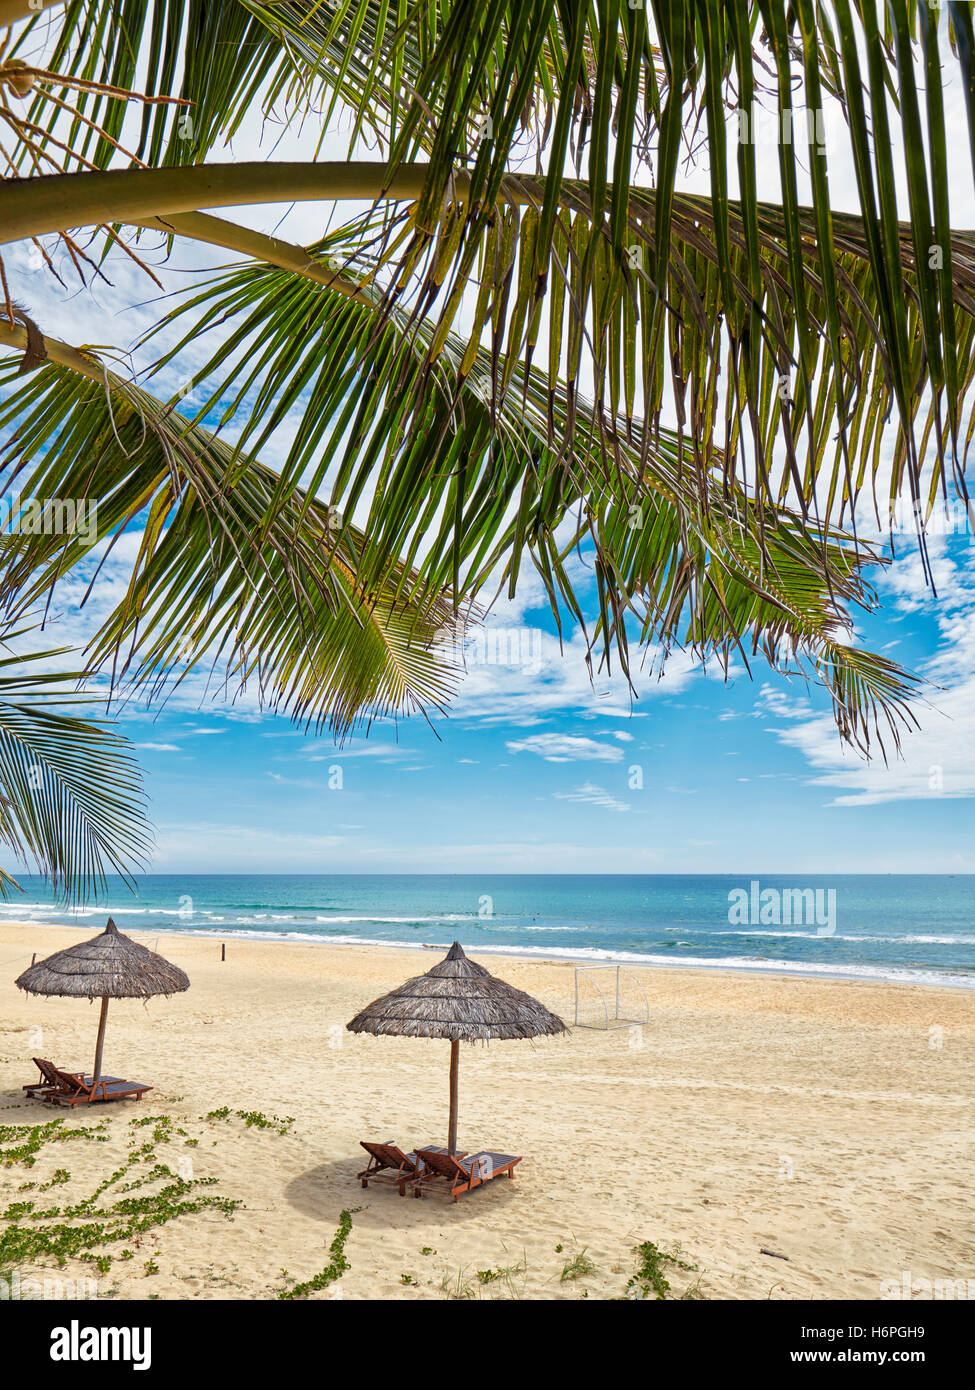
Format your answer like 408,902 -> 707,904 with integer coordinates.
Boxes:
0,235 -> 919,751
5,152 -> 975,534
0,0 -> 961,754
0,634 -> 152,899
6,0 -> 320,170
0,347 -> 462,737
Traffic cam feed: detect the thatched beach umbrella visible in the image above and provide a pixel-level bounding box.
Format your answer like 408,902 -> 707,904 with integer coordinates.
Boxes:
16,917 -> 189,1084
347,942 -> 566,1154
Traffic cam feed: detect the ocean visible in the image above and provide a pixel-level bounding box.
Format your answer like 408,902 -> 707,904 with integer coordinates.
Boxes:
2,874 -> 974,990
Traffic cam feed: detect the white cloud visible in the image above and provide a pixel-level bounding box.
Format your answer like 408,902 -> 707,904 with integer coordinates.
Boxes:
449,623 -> 718,727
135,742 -> 181,752
387,839 -> 662,872
297,741 -> 410,761
758,542 -> 975,806
152,822 -> 347,870
553,781 -> 630,813
506,733 -> 625,763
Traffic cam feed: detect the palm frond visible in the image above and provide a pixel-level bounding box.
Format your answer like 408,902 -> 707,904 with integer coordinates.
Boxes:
1,219 -> 920,750
0,635 -> 152,899
7,0 -> 316,170
5,150 -> 975,536
0,342 -> 462,737
0,0 -> 962,756
354,1 -> 975,531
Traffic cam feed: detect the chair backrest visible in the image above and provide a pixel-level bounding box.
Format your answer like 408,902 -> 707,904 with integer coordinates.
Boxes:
360,1141 -> 411,1170
416,1148 -> 465,1180
32,1058 -> 60,1085
51,1066 -> 88,1094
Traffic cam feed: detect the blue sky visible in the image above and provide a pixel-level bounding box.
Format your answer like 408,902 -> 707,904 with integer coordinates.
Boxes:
56,524 -> 972,876
3,23 -> 975,876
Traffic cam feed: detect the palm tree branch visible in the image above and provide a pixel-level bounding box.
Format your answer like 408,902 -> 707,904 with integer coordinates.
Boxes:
0,638 -> 152,898
0,242 -> 920,751
0,329 -> 462,736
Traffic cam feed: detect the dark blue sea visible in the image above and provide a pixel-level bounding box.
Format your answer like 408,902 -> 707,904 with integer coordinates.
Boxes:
3,874 -> 974,989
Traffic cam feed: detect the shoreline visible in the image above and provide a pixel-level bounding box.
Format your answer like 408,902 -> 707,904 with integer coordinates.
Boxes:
2,913 -> 974,994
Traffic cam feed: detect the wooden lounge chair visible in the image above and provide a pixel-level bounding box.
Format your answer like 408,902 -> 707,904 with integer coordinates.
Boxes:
412,1147 -> 521,1201
23,1058 -> 66,1098
22,1058 -> 125,1100
357,1141 -> 467,1196
40,1064 -> 151,1107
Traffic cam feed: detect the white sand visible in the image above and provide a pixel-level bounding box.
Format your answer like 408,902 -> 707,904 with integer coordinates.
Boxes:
2,921 -> 973,1300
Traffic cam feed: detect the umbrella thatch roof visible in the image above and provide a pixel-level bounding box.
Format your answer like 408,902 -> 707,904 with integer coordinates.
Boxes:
346,941 -> 567,1043
15,917 -> 189,1001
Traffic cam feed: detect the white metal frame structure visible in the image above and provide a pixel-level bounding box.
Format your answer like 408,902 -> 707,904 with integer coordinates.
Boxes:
573,963 -> 650,1029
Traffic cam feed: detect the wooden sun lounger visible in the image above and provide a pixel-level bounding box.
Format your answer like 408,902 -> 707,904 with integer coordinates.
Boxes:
357,1141 -> 467,1196
412,1147 -> 521,1201
39,1063 -> 151,1107
22,1058 -> 125,1100
23,1057 -> 67,1098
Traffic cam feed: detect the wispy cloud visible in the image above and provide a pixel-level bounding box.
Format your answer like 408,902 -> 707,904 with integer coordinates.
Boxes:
152,822 -> 347,870
507,733 -> 625,763
553,781 -> 630,812
757,540 -> 975,806
296,741 -> 410,761
450,627 -> 712,726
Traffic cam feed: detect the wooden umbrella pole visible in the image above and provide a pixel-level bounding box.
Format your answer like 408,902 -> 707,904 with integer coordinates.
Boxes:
447,1038 -> 460,1155
92,996 -> 110,1086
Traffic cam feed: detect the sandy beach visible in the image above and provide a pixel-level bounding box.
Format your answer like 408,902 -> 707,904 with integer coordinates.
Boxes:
2,919 -> 973,1301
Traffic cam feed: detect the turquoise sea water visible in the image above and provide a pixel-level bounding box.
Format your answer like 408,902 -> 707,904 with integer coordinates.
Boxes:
3,874 -> 974,989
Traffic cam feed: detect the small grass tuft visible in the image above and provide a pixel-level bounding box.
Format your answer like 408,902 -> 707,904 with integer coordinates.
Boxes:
560,1247 -> 596,1282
